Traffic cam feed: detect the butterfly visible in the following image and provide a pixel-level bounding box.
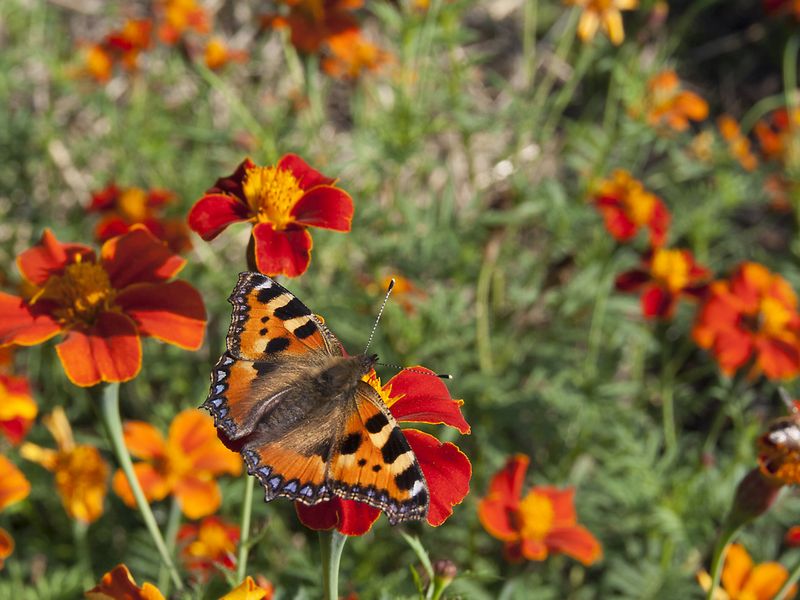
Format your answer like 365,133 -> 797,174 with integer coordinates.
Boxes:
202,272 -> 430,524
759,411 -> 800,484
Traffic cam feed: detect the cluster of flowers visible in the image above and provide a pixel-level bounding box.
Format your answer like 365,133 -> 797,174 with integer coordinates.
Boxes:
79,0 -> 246,82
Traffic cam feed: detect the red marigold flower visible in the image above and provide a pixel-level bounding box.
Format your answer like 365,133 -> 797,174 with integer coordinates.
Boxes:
755,107 -> 800,165
157,0 -> 211,45
86,564 -> 165,600
592,169 -> 670,247
615,247 -> 710,319
187,154 -> 354,277
295,367 -> 471,536
786,526 -> 800,547
177,515 -> 240,580
204,37 -> 248,70
644,70 -> 709,132
321,30 -> 391,80
0,227 -> 206,387
693,262 -> 800,380
262,0 -> 361,55
103,19 -> 153,72
0,373 -> 37,445
478,454 -> 602,565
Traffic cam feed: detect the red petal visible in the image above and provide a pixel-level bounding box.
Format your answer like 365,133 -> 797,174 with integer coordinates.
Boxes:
0,292 -> 61,346
404,429 -> 471,527
785,526 -> 800,547
116,281 -> 206,350
95,216 -> 132,242
252,223 -> 312,278
546,525 -> 603,565
17,229 -> 95,285
278,154 -> 336,189
295,498 -> 380,536
387,367 -> 470,434
291,187 -> 354,231
101,226 -> 186,288
55,312 -> 141,387
88,183 -> 120,211
488,454 -> 528,501
206,158 -> 255,197
755,337 -> 800,380
641,286 -> 675,319
648,199 -> 670,247
186,194 -> 250,241
601,207 -> 637,242
712,328 -> 754,375
614,269 -> 649,292
478,493 -> 519,542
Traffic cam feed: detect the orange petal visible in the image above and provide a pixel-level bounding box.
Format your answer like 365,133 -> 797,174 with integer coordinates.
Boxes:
0,292 -> 61,346
721,543 -> 753,596
173,476 -> 221,519
536,487 -> 578,526
546,525 -> 603,565
112,463 -> 170,507
85,564 -> 166,600
101,226 -> 185,289
123,421 -> 167,460
520,537 -> 549,561
168,409 -> 241,476
16,229 -> 94,286
0,527 -> 13,568
0,455 -> 30,510
743,562 -> 792,600
220,576 -> 267,600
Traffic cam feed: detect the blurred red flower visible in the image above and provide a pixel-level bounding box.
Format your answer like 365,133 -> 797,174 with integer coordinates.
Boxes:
204,38 -> 249,70
0,374 -> 37,445
187,154 -> 354,277
478,454 -> 602,565
693,262 -> 800,380
763,0 -> 800,20
755,108 -> 800,165
615,247 -> 709,319
0,227 -> 206,387
592,169 -> 670,247
178,515 -> 239,580
787,526 -> 800,547
295,368 -> 471,536
262,0 -> 361,54
157,0 -> 211,45
322,30 -> 391,79
104,19 -> 153,70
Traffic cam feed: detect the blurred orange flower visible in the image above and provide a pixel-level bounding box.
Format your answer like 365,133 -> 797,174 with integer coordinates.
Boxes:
322,30 -> 390,79
0,227 -> 206,387
0,454 -> 30,512
645,70 -> 708,131
263,0 -> 361,54
85,564 -> 165,600
478,454 -> 602,565
80,44 -> 114,83
104,19 -> 153,71
718,115 -> 758,171
112,409 -> 241,519
0,373 -> 37,445
755,108 -> 800,166
220,576 -> 271,600
177,515 -> 239,580
21,407 -> 109,524
615,247 -> 710,319
204,38 -> 249,70
157,0 -> 211,45
697,543 -> 795,600
592,169 -> 670,247
0,528 -> 13,570
565,0 -> 638,46
693,262 -> 800,380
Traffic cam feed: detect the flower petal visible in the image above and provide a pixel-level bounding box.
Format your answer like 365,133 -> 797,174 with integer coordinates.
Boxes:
85,564 -> 166,600
291,186 -> 354,231
206,158 -> 256,198
252,223 -> 312,278
167,409 -> 241,476
404,429 -> 471,526
478,493 -> 519,542
536,486 -> 577,525
755,337 -> 800,380
101,227 -> 186,289
55,313 -> 141,387
122,421 -> 166,460
487,453 -> 529,501
186,194 -> 250,241
721,543 -> 753,596
278,153 -> 336,189
0,455 -> 30,511
173,476 -> 222,519
16,229 -> 94,285
95,216 -> 132,242
614,269 -> 649,292
641,285 -> 675,319
112,463 -> 171,507
743,562 -> 792,599
520,538 -> 549,561
386,367 -> 470,434
546,525 -> 603,565
116,281 -> 206,350
294,498 -> 381,536
220,577 -> 267,600
0,292 -> 61,346
0,527 -> 13,568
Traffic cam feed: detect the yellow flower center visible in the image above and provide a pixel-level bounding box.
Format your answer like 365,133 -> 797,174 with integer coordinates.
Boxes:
0,383 -> 36,421
759,296 -> 793,336
242,166 -> 304,230
187,522 -> 236,559
362,370 -> 399,408
34,258 -> 117,326
517,491 -> 555,541
623,189 -> 656,226
650,249 -> 690,292
117,187 -> 150,222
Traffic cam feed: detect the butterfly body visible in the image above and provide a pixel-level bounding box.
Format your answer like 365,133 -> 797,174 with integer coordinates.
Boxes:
203,273 -> 429,524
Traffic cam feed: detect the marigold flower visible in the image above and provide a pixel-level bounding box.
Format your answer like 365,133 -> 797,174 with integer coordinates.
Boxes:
0,227 -> 206,387
564,0 -> 638,46
85,564 -> 165,600
478,454 -> 602,565
20,407 -> 109,523
204,38 -> 248,70
262,0 -> 361,55
157,0 -> 211,45
80,44 -> 114,83
697,543 -> 795,600
0,528 -> 12,570
104,19 -> 153,71
220,577 -> 270,600
321,30 -> 390,79
755,108 -> 800,166
718,115 -> 759,172
177,515 -> 239,580
615,247 -> 710,319
644,70 -> 708,132
295,367 -> 471,536
592,169 -> 670,247
0,454 -> 30,512
112,409 -> 241,519
0,374 -> 37,445
693,262 -> 800,380
187,155 -> 354,277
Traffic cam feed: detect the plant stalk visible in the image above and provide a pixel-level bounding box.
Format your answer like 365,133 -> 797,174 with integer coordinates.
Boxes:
157,497 -> 183,594
236,473 -> 256,582
319,530 -> 348,600
705,523 -> 742,600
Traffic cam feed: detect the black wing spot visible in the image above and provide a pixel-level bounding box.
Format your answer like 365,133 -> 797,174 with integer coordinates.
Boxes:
381,428 -> 408,464
372,464 -> 382,472
309,438 -> 333,460
293,320 -> 318,340
256,286 -> 283,304
395,464 -> 421,490
260,316 -> 270,323
274,298 -> 311,320
365,412 -> 389,434
252,362 -> 277,377
357,458 -> 367,467
340,433 -> 362,455
259,328 -> 268,336
265,337 -> 290,353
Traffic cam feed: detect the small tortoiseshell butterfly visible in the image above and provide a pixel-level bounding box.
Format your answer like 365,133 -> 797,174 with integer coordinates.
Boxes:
759,397 -> 800,484
202,272 -> 429,524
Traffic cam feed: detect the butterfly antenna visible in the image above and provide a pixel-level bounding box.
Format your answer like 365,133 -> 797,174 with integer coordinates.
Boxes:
779,387 -> 798,413
377,362 -> 453,379
364,278 -> 395,354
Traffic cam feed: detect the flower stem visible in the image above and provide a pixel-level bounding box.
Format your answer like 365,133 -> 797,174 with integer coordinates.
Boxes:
99,383 -> 183,591
73,520 -> 93,587
705,522 -> 742,600
157,497 -> 182,594
319,530 -> 348,600
236,473 -> 255,582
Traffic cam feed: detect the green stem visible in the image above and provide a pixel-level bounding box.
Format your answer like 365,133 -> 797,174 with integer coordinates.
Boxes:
705,523 -> 742,600
236,474 -> 256,582
775,555 -> 800,599
157,497 -> 183,594
540,42 -> 595,141
319,530 -> 348,600
782,33 -> 799,114
99,383 -> 183,591
521,0 -> 539,88
73,520 -> 93,587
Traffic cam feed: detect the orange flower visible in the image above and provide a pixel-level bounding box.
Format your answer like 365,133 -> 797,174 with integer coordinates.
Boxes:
322,30 -> 390,79
478,455 -> 602,565
220,577 -> 271,600
564,0 -> 638,46
0,227 -> 206,387
0,454 -> 30,512
718,115 -> 759,171
697,543 -> 795,600
644,70 -> 708,131
85,564 -> 165,600
263,0 -> 362,55
0,528 -> 13,570
755,108 -> 800,166
204,38 -> 249,70
591,169 -> 670,247
693,262 -> 800,380
104,19 -> 153,71
0,374 -> 36,445
157,0 -> 211,45
177,515 -> 239,580
20,407 -> 109,523
80,43 -> 114,83
112,409 -> 241,519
